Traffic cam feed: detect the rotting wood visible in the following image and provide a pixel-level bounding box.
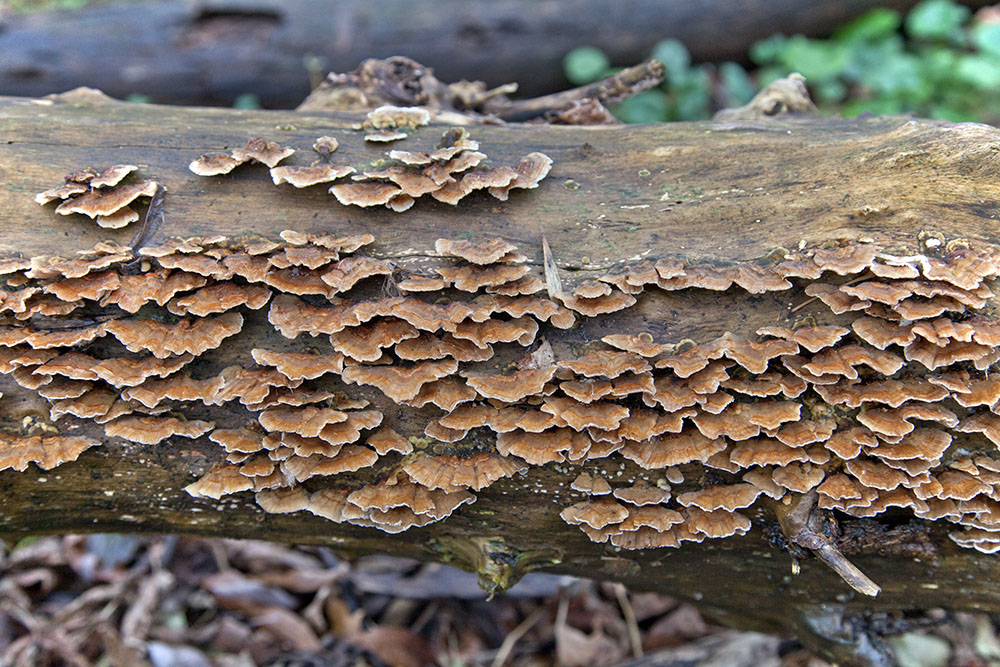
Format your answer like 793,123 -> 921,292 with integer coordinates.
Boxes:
2,91 -> 1000,663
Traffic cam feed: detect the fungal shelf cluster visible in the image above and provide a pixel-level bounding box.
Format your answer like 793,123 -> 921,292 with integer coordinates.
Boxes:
0,226 -> 998,578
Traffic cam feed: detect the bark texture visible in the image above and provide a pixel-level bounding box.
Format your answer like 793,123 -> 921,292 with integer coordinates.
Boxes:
2,91 -> 1000,664
0,0 -> 982,107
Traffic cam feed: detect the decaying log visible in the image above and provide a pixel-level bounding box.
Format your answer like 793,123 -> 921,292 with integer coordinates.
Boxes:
3,90 -> 1000,663
0,0 -> 982,107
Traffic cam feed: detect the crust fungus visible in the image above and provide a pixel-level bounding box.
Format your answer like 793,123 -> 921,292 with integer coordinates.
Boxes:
123,374 -> 223,409
258,406 -> 349,438
612,482 -> 672,506
341,359 -> 457,402
558,350 -> 651,378
271,164 -> 356,188
404,451 -> 527,491
35,165 -> 156,229
282,445 -> 379,481
685,507 -> 751,539
184,463 -> 254,499
437,264 -> 532,293
620,430 -> 726,469
329,318 -> 420,362
756,325 -> 849,353
231,137 -> 296,167
101,270 -> 208,314
857,403 -> 958,438
344,475 -> 474,523
495,428 -> 584,465
251,348 -> 345,381
210,428 -> 265,454
813,377 -> 948,409
729,438 -> 810,467
256,486 -> 310,514
571,472 -> 613,495
676,483 -> 763,512
105,312 -> 243,358
105,416 -> 212,445
90,354 -> 195,388
396,334 -> 494,363
167,283 -> 271,317
463,367 -> 555,402
435,238 -> 520,265
0,434 -> 99,472
10,231 -> 1000,560
560,497 -> 629,530
366,427 -> 412,455
560,288 -> 637,316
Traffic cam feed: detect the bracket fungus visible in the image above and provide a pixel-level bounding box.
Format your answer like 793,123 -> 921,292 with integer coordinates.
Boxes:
5,222 -> 1000,601
35,165 -> 158,229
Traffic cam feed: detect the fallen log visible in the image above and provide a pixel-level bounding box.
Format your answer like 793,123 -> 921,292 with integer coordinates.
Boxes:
2,88 -> 1000,663
0,0 -> 982,107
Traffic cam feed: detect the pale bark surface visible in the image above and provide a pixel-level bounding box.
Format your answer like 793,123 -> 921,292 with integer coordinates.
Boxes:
2,92 -> 1000,663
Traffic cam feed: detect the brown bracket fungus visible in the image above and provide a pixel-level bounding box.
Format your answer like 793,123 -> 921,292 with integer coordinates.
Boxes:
35,165 -> 158,229
7,214 -> 1000,607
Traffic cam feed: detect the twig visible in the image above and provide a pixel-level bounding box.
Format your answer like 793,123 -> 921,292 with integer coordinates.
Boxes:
613,582 -> 644,659
773,491 -> 881,597
487,60 -> 666,122
490,605 -> 548,667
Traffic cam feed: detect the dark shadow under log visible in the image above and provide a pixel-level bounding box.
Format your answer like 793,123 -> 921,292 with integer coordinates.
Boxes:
1,92 -> 1000,663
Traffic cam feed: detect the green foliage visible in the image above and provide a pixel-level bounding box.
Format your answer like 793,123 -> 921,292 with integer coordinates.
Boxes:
904,0 -> 969,43
564,0 -> 1000,125
565,38 -> 745,123
747,0 -> 1000,123
564,47 -> 611,86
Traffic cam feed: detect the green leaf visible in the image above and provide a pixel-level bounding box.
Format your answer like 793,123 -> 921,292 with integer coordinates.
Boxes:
749,34 -> 788,66
955,54 -> 1000,89
564,46 -> 610,85
834,8 -> 902,43
971,23 -> 1000,58
929,103 -> 978,122
841,97 -> 904,117
778,35 -> 849,82
651,39 -> 691,86
905,0 -> 969,42
814,79 -> 846,104
754,66 -> 788,88
610,90 -> 669,123
719,62 -> 756,106
672,68 -> 712,120
860,51 -> 922,97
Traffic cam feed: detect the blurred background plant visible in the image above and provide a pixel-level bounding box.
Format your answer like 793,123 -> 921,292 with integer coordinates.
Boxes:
565,0 -> 1000,124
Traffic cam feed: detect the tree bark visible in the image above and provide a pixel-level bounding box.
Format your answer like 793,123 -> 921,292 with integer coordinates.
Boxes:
0,0 -> 985,107
2,91 -> 1000,664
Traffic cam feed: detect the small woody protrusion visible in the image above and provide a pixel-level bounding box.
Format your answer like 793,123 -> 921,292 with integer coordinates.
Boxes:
774,490 -> 882,597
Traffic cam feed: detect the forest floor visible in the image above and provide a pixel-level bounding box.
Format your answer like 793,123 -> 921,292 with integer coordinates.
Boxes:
3,535 -> 999,666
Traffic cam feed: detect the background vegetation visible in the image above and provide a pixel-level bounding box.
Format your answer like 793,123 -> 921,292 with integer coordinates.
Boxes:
565,0 -> 1000,124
